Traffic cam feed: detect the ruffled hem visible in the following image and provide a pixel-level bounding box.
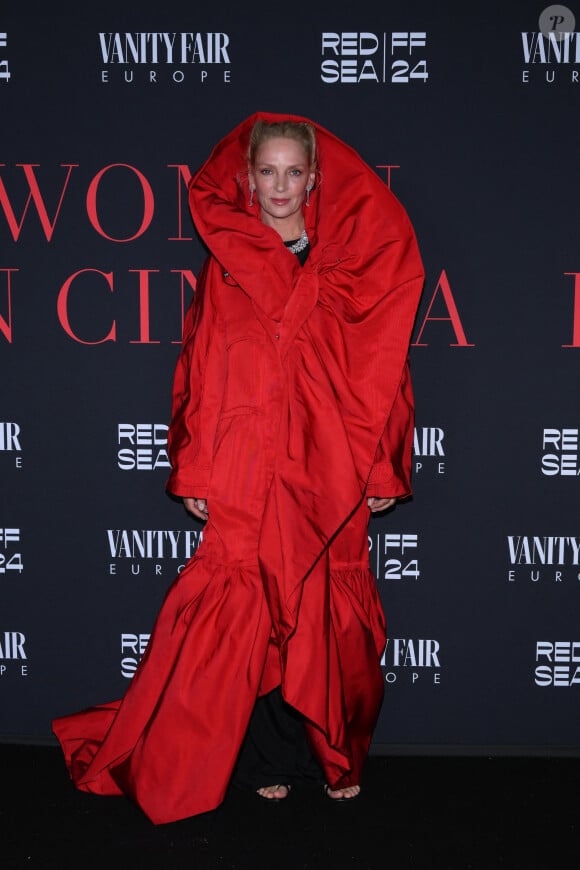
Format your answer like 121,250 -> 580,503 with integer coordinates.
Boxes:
54,553 -> 271,824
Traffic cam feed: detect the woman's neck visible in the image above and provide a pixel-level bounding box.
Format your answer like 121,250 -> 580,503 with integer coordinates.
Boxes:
260,212 -> 305,242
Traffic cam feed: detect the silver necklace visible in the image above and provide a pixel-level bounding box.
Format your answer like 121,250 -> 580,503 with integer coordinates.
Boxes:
285,229 -> 309,254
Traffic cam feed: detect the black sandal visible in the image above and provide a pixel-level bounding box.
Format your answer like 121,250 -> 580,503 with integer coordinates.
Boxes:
256,784 -> 291,802
324,784 -> 361,802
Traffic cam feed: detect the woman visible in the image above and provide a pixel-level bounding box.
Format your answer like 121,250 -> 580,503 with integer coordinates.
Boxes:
53,112 -> 424,824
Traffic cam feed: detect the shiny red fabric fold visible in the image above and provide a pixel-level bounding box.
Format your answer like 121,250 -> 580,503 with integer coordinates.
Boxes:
54,553 -> 272,823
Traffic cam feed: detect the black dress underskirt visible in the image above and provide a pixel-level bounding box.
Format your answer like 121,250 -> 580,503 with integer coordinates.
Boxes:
232,687 -> 324,790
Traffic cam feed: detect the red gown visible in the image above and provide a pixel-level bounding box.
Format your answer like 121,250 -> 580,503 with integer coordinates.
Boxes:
53,112 -> 424,824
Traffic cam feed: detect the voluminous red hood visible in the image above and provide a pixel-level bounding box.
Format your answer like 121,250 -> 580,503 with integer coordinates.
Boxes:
189,111 -> 424,323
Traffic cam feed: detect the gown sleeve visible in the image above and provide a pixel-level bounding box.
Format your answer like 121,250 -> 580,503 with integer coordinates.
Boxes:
166,260 -> 225,498
365,359 -> 414,499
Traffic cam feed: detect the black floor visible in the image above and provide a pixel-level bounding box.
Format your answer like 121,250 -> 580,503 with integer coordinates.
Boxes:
2,745 -> 579,869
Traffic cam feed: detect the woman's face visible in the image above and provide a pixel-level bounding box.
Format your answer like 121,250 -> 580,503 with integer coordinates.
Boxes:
249,136 -> 315,230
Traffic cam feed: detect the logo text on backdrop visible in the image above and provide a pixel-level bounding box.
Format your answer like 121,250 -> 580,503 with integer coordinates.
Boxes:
99,32 -> 231,84
507,535 -> 580,582
321,32 -> 428,84
381,638 -> 441,686
0,631 -> 27,676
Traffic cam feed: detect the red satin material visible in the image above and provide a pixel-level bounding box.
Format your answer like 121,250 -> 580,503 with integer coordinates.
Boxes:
53,112 -> 424,825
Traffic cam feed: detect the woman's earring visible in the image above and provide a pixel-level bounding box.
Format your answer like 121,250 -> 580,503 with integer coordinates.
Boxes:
305,186 -> 312,207
249,186 -> 255,208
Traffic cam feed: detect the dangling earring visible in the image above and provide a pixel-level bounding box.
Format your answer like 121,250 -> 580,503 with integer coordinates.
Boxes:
249,186 -> 255,208
305,186 -> 311,207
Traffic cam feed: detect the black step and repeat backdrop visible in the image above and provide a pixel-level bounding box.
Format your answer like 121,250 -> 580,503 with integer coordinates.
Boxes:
2,1 -> 579,752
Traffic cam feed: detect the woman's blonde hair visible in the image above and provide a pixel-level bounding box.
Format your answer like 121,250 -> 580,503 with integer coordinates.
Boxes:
247,120 -> 317,169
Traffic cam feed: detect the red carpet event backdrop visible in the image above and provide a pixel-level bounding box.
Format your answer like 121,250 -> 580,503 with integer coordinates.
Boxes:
1,1 -> 579,752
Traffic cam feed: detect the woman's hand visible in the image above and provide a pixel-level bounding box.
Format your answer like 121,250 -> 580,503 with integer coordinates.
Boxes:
183,497 -> 209,521
367,497 -> 396,513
